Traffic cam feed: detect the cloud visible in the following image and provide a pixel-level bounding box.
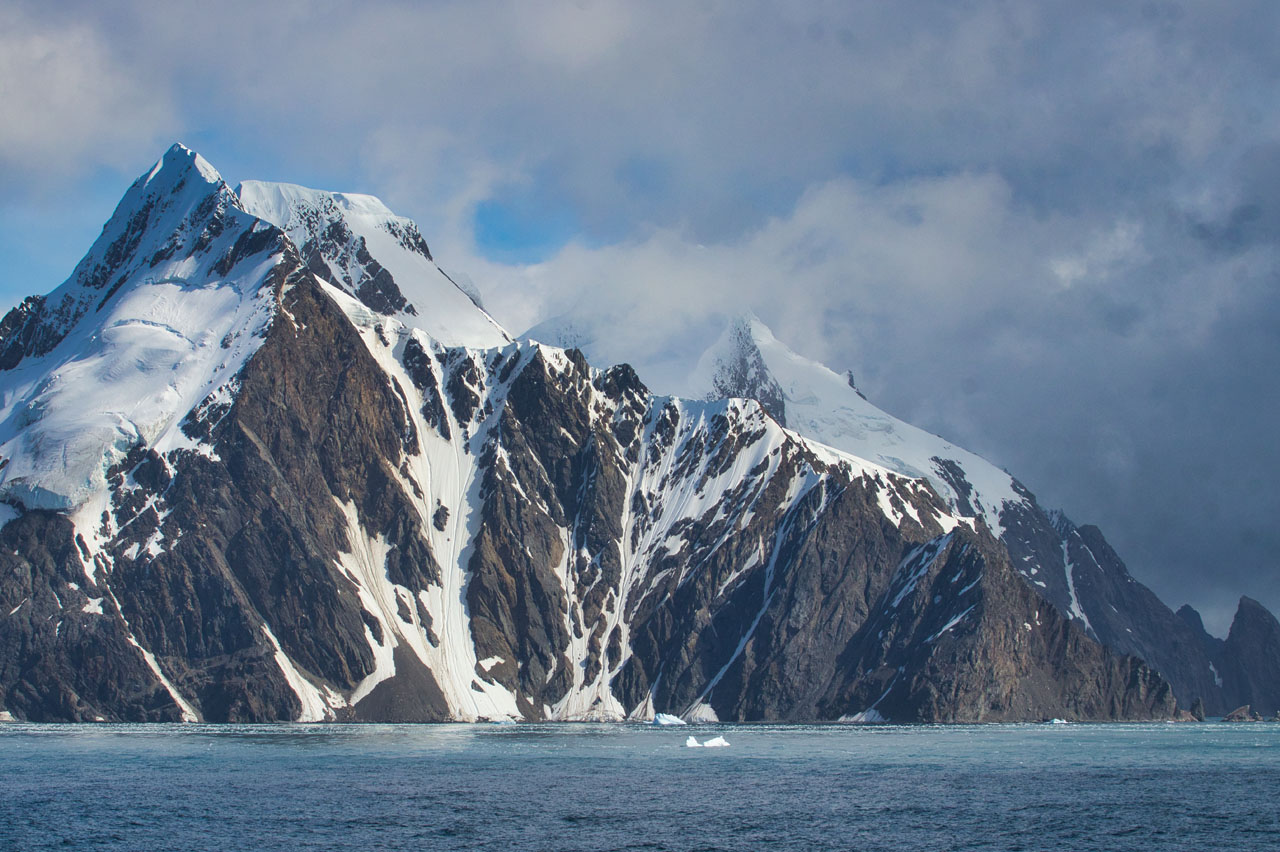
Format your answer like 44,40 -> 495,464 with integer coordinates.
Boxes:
11,1 -> 1276,249
465,171 -> 1087,394
0,7 -> 173,195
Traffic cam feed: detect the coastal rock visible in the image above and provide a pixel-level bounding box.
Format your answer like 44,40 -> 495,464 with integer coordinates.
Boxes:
1222,705 -> 1262,722
814,529 -> 1175,723
998,507 -> 1228,715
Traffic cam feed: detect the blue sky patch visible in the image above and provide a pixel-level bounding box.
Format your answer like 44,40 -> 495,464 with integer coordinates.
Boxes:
473,192 -> 580,264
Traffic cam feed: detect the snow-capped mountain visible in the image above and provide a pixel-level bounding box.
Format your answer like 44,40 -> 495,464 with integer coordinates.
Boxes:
0,145 -> 1252,723
686,311 -> 1273,714
693,314 -> 1025,533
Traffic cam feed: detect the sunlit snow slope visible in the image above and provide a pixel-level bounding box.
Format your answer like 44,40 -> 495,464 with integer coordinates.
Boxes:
237,181 -> 509,348
0,145 -> 283,511
692,314 -> 1027,533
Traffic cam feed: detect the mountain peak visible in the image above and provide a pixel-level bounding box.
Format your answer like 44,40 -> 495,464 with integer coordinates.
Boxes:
693,313 -> 1026,531
143,143 -> 224,189
1176,603 -> 1207,631
1233,596 -> 1276,623
0,145 -> 250,375
118,143 -> 230,231
119,144 -> 226,217
1221,596 -> 1280,714
0,146 -> 287,510
725,311 -> 780,349
697,313 -> 787,425
1224,596 -> 1280,656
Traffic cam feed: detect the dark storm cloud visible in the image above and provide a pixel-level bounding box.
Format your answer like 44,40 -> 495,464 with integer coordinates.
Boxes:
3,0 -> 1279,632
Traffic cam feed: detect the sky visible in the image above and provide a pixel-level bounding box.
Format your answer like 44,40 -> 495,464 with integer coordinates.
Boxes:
3,0 -> 1278,634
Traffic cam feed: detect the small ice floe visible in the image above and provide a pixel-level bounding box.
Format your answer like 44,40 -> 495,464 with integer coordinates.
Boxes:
1046,718 -> 1068,725
653,713 -> 687,726
838,708 -> 885,724
685,735 -> 730,748
685,703 -> 720,723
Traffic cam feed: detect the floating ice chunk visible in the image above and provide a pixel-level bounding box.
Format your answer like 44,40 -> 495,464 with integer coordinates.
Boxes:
685,736 -> 701,748
685,702 -> 720,723
1047,718 -> 1068,725
654,713 -> 687,726
702,736 -> 730,748
839,708 -> 885,724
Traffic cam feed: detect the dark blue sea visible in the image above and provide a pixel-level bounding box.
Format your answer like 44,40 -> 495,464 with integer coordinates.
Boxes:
1,722 -> 1276,851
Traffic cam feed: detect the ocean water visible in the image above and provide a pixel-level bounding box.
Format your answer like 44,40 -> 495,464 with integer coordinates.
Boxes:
1,722 -> 1276,851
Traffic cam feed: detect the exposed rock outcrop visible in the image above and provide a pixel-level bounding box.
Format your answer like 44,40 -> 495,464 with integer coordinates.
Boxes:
1000,506 -> 1228,714
682,311 -> 1273,719
1223,705 -> 1263,722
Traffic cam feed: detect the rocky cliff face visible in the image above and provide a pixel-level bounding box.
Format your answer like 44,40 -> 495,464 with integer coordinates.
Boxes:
0,512 -> 181,721
1212,598 -> 1280,716
819,529 -> 1173,722
999,503 -> 1228,713
0,146 -> 1180,723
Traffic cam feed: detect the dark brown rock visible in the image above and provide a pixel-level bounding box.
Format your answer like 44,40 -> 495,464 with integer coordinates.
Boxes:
1000,504 -> 1228,714
0,512 -> 184,721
